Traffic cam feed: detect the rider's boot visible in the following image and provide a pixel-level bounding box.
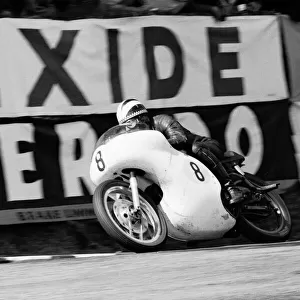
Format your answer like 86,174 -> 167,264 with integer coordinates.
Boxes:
225,183 -> 246,205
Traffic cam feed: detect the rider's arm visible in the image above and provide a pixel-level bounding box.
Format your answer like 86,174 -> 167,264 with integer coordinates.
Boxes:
153,114 -> 197,150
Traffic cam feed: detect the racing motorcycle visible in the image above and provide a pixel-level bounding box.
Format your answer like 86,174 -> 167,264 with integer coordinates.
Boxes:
89,123 -> 292,252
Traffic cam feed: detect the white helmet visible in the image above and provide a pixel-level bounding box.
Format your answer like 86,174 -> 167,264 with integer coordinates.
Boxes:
116,99 -> 148,124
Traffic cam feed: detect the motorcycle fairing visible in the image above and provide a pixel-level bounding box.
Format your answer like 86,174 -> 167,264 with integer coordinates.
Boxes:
90,129 -> 236,241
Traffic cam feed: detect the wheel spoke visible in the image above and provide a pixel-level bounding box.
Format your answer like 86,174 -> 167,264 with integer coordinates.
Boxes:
107,193 -> 120,202
139,223 -> 143,241
141,205 -> 156,230
127,218 -> 133,236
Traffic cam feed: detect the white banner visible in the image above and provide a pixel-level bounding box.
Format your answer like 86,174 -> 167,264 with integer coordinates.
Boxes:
0,15 -> 288,117
281,16 -> 300,102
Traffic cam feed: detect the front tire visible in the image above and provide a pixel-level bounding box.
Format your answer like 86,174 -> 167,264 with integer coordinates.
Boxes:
93,180 -> 168,252
237,173 -> 292,243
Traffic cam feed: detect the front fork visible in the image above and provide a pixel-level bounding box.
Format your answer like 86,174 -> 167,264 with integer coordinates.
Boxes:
129,171 -> 141,213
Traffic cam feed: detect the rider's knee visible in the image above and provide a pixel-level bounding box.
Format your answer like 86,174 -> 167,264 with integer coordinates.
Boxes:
192,138 -> 224,160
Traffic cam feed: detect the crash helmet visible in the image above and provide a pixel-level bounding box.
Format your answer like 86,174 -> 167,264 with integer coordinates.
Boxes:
116,99 -> 153,128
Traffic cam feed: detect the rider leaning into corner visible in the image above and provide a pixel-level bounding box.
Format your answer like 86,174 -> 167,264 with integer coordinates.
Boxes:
116,98 -> 246,205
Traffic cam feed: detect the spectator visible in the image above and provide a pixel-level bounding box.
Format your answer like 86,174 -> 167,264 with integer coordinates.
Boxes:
0,0 -> 13,17
180,0 -> 227,21
32,0 -> 56,18
218,0 -> 262,17
9,0 -> 26,17
0,0 -> 12,17
0,0 -> 299,21
259,0 -> 300,22
52,0 -> 99,20
99,0 -> 152,18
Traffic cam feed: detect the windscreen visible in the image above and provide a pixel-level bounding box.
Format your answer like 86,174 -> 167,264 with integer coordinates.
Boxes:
95,123 -> 151,149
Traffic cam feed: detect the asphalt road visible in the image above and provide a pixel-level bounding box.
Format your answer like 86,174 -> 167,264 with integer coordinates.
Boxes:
1,243 -> 300,300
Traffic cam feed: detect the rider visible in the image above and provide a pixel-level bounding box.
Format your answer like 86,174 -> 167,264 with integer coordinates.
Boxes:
116,98 -> 245,205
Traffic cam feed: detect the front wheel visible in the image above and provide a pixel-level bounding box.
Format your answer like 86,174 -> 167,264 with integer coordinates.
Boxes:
93,180 -> 168,252
237,173 -> 292,243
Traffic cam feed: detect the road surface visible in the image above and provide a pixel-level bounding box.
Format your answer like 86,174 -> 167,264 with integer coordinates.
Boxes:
1,242 -> 300,300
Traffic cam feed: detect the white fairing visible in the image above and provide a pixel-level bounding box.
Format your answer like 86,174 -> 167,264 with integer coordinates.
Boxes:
90,129 -> 236,241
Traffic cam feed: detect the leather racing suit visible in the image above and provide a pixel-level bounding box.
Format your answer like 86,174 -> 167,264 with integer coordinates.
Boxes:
153,114 -> 231,185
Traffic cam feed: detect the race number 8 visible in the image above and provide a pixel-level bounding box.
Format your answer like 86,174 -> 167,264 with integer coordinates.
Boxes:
190,162 -> 204,182
95,150 -> 105,172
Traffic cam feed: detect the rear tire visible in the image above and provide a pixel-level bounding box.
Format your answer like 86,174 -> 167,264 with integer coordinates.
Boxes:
237,173 -> 292,243
93,180 -> 168,252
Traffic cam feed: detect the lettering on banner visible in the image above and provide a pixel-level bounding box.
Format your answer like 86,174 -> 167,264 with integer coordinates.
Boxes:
56,121 -> 97,198
63,208 -> 95,218
143,27 -> 184,100
17,210 -> 62,221
176,107 -> 263,175
15,208 -> 95,222
0,123 -> 43,202
17,25 -> 249,109
108,29 -> 124,103
225,105 -> 263,174
207,27 -> 244,97
20,29 -> 88,107
0,102 -> 292,224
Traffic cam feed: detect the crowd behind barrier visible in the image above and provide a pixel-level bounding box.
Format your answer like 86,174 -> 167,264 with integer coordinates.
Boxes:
0,0 -> 300,22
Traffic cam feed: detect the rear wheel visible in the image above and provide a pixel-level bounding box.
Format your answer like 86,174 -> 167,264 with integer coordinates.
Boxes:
237,174 -> 292,243
93,180 -> 168,252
